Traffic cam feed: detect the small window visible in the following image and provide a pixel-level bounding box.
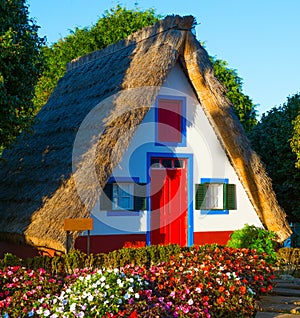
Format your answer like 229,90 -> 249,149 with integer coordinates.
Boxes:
174,159 -> 184,168
162,159 -> 172,168
195,180 -> 236,214
112,183 -> 133,210
204,183 -> 224,209
100,181 -> 147,211
150,158 -> 161,168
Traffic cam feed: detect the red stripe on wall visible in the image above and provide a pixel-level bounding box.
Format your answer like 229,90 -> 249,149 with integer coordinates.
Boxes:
0,241 -> 39,259
194,231 -> 233,245
75,234 -> 147,254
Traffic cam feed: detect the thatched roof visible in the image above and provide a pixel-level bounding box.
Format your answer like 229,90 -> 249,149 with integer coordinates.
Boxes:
0,15 -> 291,253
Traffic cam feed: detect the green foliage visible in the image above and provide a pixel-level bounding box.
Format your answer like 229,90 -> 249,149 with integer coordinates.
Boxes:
211,57 -> 257,132
249,94 -> 300,221
33,5 -> 160,111
290,108 -> 300,169
227,224 -> 278,263
0,0 -> 45,151
0,252 -> 22,267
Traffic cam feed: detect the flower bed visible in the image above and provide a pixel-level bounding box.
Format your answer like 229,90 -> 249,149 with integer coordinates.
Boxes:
0,245 -> 275,317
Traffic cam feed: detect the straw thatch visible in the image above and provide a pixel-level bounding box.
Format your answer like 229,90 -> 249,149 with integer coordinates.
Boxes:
0,15 -> 291,253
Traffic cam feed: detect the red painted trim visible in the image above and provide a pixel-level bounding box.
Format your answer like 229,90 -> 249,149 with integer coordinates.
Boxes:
194,231 -> 233,245
75,234 -> 147,254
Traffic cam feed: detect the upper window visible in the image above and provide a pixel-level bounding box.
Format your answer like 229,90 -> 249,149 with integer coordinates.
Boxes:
195,178 -> 236,214
156,97 -> 186,146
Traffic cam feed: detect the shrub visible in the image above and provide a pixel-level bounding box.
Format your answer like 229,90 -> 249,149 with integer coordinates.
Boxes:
227,224 -> 278,263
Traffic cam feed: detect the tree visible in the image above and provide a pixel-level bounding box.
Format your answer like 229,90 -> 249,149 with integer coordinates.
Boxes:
211,58 -> 257,132
290,106 -> 300,169
0,0 -> 45,151
33,5 -> 161,111
249,94 -> 300,221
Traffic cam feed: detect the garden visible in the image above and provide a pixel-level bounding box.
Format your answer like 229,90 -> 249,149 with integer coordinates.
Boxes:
0,225 -> 298,317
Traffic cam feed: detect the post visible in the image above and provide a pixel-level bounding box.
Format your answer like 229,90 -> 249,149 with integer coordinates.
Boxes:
66,230 -> 70,254
87,230 -> 90,255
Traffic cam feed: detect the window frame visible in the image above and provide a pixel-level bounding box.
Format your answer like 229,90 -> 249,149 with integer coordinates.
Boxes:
112,182 -> 134,211
195,178 -> 236,215
155,95 -> 186,147
99,177 -> 147,215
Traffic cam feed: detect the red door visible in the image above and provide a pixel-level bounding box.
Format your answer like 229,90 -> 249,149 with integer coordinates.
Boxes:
150,158 -> 188,246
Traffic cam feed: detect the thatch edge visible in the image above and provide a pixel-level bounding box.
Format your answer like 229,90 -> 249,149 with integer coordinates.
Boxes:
183,32 -> 291,241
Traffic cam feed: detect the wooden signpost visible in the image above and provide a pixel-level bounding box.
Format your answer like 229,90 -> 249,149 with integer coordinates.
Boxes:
64,218 -> 93,254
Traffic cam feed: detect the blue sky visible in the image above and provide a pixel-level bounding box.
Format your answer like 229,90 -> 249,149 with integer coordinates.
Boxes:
27,0 -> 300,117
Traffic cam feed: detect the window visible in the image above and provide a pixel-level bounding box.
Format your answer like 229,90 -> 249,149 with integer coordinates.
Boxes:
112,183 -> 133,210
150,158 -> 185,169
156,97 -> 186,145
100,180 -> 146,211
195,179 -> 236,214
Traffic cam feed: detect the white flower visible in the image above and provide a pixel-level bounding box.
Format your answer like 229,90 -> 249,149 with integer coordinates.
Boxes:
105,284 -> 110,289
114,268 -> 119,273
100,276 -> 106,282
134,293 -> 140,299
36,309 -> 43,315
50,314 -> 58,318
195,287 -> 202,293
56,307 -> 64,313
70,303 -> 77,313
117,279 -> 122,285
43,310 -> 51,317
119,282 -> 124,288
128,287 -> 134,293
79,276 -> 84,281
188,299 -> 194,305
87,294 -> 94,302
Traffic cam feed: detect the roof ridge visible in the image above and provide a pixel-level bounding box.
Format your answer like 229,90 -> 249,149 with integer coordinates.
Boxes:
66,15 -> 195,72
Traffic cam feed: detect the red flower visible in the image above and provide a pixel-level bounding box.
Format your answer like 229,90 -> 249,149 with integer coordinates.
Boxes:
218,286 -> 225,293
129,310 -> 138,318
240,286 -> 247,295
217,296 -> 225,304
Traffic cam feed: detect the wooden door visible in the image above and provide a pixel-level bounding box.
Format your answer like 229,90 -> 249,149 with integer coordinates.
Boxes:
150,158 -> 188,246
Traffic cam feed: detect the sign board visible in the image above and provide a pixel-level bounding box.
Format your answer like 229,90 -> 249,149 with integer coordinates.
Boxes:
64,218 -> 93,231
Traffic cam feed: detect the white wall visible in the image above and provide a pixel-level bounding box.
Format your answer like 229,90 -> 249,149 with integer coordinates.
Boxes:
90,63 -> 263,236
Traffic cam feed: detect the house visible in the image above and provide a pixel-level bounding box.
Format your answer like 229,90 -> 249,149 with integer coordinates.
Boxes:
0,15 -> 291,257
